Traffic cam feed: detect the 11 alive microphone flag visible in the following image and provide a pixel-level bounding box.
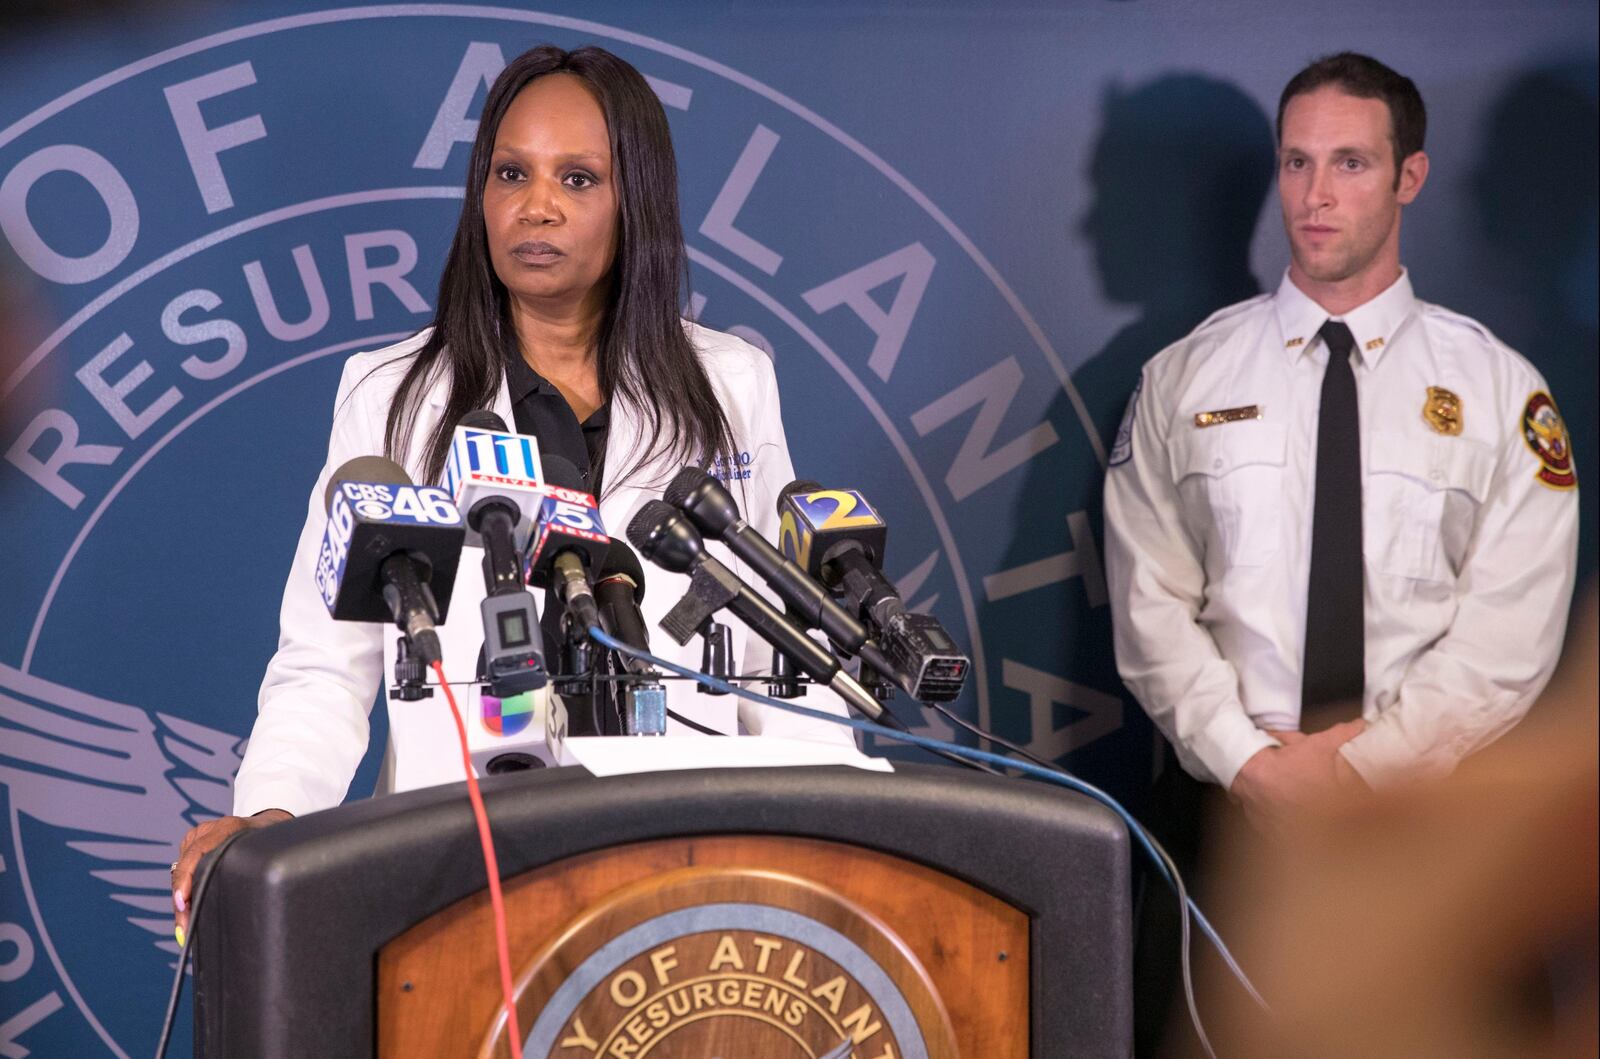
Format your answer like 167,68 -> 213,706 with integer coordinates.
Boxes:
444,424 -> 545,549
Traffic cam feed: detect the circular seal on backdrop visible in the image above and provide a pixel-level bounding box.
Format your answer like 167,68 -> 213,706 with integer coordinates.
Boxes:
0,8 -> 1114,1055
501,869 -> 957,1059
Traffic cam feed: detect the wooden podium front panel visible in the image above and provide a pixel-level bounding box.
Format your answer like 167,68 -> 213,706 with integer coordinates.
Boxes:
378,835 -> 1028,1058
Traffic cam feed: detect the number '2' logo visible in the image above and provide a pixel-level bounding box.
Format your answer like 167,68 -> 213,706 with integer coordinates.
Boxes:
778,489 -> 883,571
797,489 -> 883,530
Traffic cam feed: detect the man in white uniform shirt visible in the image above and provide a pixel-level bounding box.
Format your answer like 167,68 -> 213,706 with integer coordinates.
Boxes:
1108,49 -> 1578,820
1107,51 -> 1579,1048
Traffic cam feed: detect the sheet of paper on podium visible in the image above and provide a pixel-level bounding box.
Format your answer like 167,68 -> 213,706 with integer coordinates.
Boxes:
559,734 -> 896,777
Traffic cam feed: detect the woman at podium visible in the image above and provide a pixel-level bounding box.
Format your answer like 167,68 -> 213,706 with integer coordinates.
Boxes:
170,42 -> 852,942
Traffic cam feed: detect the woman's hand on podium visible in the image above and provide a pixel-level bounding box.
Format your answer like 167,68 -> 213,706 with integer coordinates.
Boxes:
171,809 -> 293,944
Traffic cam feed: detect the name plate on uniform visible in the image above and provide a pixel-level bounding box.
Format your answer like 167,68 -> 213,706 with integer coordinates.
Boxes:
1194,404 -> 1263,428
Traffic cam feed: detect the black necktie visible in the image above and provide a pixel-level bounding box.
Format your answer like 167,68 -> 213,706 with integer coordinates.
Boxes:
1301,319 -> 1365,728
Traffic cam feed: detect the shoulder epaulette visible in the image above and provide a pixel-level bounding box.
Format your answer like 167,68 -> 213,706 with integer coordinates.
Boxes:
1418,301 -> 1500,346
1192,292 -> 1273,335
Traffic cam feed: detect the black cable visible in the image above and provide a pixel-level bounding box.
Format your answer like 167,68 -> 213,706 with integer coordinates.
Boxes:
918,697 -> 1218,1052
921,699 -> 1043,768
688,686 -> 993,774
874,707 -> 1002,775
153,828 -> 247,1059
916,696 -> 1217,1053
666,708 -> 727,736
589,679 -> 605,738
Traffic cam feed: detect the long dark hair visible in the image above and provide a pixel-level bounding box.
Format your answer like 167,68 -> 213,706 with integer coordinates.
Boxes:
382,44 -> 735,490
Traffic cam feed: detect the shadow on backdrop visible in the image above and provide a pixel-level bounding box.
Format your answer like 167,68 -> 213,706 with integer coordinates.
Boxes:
1075,74 -> 1274,447
1468,57 -> 1599,586
994,75 -> 1274,810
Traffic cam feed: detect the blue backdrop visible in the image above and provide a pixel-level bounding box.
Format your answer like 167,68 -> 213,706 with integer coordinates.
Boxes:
0,2 -> 1593,1055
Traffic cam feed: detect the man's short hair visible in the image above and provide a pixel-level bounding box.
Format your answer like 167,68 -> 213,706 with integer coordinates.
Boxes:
1277,52 -> 1427,165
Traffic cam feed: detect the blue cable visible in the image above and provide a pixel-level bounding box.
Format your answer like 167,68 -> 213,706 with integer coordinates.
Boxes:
587,624 -> 1269,1012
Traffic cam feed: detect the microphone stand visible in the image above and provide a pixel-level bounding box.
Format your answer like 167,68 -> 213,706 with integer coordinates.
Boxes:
390,636 -> 434,701
555,611 -> 605,735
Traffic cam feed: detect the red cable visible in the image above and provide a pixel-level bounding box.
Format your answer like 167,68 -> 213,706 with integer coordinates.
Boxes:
433,660 -> 525,1059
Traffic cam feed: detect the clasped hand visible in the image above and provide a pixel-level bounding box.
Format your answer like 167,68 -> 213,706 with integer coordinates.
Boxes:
1231,720 -> 1369,837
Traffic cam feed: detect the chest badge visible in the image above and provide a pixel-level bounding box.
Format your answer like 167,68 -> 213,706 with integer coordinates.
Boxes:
1193,404 -> 1262,428
1522,391 -> 1576,490
1423,386 -> 1463,436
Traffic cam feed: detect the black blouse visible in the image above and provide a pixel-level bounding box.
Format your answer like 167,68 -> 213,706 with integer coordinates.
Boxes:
503,354 -> 615,734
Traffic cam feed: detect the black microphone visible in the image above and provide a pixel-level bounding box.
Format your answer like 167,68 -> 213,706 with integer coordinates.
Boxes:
664,467 -> 873,655
626,499 -> 890,723
449,411 -> 546,696
315,455 -> 465,666
777,480 -> 970,703
524,456 -> 608,638
664,466 -> 903,699
595,539 -> 655,677
594,539 -> 667,735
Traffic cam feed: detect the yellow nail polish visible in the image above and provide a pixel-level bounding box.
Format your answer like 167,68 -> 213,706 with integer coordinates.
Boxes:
175,924 -> 186,948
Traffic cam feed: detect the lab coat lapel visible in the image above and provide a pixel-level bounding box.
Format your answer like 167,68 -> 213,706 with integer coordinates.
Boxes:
597,393 -> 680,536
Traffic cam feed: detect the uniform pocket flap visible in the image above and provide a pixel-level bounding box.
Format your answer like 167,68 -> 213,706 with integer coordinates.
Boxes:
1169,420 -> 1288,481
1367,431 -> 1495,501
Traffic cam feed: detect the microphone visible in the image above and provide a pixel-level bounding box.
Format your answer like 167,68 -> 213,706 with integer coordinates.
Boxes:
593,540 -> 667,735
626,499 -> 890,723
447,411 -> 540,592
777,480 -> 970,703
443,410 -> 544,551
775,479 -> 883,579
594,540 -> 655,676
525,456 -> 608,638
663,467 -> 873,656
314,455 -> 465,666
447,411 -> 547,696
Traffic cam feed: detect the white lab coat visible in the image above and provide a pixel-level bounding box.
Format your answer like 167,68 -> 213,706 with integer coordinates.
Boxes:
233,322 -> 854,818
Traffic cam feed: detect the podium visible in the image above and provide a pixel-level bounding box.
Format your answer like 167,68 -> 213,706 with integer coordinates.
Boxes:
193,762 -> 1131,1057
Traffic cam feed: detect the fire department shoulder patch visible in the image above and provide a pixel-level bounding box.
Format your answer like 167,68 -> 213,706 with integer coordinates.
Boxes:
1521,391 -> 1576,490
